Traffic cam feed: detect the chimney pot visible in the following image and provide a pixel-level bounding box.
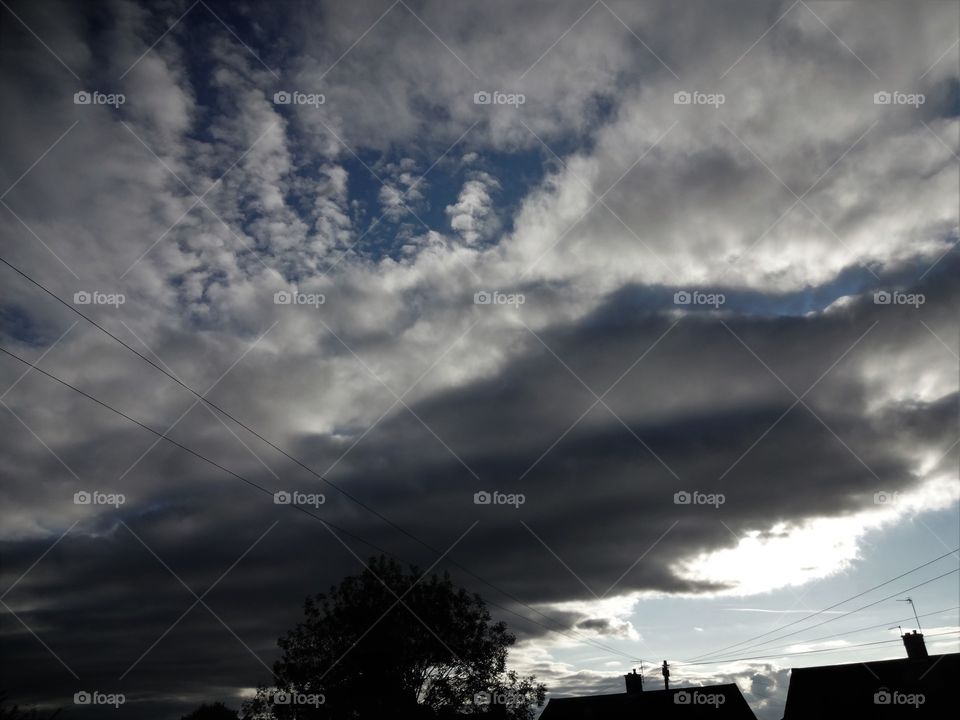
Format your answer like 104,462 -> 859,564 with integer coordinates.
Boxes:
902,630 -> 929,659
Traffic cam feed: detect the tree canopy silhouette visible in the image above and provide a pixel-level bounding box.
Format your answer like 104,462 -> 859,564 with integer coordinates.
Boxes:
244,556 -> 545,718
0,693 -> 59,719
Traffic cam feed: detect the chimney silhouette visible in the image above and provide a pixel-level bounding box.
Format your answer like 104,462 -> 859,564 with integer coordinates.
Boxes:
902,630 -> 929,659
624,668 -> 643,694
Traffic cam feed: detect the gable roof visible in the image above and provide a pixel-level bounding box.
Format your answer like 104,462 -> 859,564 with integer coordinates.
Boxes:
539,684 -> 757,719
782,652 -> 959,718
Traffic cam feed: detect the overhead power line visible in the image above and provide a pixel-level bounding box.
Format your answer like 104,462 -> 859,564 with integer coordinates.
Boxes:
0,343 -> 639,663
687,567 -> 960,664
686,605 -> 960,665
724,569 -> 959,650
680,630 -> 960,666
721,605 -> 960,659
687,548 -> 960,662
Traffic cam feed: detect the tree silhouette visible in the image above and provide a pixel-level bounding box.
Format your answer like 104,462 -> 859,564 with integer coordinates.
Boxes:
0,693 -> 60,719
244,556 -> 545,718
180,701 -> 239,719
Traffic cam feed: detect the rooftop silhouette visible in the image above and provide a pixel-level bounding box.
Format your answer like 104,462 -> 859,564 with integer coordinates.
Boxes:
783,632 -> 958,719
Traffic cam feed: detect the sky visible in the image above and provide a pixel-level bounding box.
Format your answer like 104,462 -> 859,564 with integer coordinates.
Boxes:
0,0 -> 958,718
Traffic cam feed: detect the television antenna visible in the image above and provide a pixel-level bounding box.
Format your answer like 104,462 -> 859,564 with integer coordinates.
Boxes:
897,597 -> 922,631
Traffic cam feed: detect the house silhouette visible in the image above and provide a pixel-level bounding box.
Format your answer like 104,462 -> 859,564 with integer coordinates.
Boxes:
782,632 -> 959,718
539,667 -> 758,719
538,633 -> 959,719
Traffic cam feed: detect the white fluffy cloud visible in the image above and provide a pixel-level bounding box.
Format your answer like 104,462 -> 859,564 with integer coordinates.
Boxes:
446,171 -> 499,244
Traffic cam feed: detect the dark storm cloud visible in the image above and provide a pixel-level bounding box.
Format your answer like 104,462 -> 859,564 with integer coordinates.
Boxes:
284,255 -> 958,601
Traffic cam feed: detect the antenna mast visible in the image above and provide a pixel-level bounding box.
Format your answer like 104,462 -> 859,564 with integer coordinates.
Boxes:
897,597 -> 922,631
